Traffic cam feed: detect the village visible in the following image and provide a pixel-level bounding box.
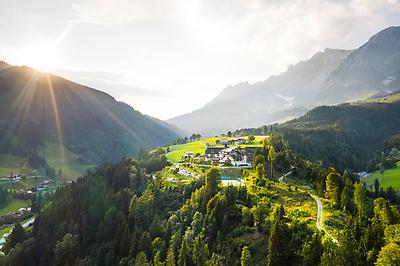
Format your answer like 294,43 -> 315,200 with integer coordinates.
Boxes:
1,173 -> 56,192
181,138 -> 257,167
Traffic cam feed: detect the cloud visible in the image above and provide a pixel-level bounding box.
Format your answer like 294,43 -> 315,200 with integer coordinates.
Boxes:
350,0 -> 400,16
2,0 -> 400,119
50,68 -> 171,98
69,0 -> 174,25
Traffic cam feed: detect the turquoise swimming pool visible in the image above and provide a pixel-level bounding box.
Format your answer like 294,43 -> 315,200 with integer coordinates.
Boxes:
220,176 -> 241,181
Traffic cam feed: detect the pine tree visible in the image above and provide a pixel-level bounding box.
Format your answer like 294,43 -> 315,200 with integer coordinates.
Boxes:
193,232 -> 209,265
354,183 -> 368,224
240,245 -> 251,266
374,178 -> 380,198
205,167 -> 221,196
166,248 -> 176,266
267,205 -> 289,266
301,232 -> 323,265
134,252 -> 150,266
177,235 -> 191,266
256,163 -> 266,186
325,171 -> 343,208
154,251 -> 165,266
268,146 -> 276,178
2,223 -> 26,254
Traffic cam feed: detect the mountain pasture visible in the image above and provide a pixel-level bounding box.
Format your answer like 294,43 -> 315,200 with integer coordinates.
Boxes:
363,161 -> 400,190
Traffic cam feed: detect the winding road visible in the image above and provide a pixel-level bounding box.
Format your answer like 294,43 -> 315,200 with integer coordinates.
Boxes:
310,195 -> 339,245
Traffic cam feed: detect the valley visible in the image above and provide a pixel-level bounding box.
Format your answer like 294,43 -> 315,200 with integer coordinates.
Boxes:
1,22 -> 400,265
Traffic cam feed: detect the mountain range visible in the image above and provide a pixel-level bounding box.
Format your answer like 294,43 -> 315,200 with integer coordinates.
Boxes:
168,26 -> 400,136
0,62 -> 179,178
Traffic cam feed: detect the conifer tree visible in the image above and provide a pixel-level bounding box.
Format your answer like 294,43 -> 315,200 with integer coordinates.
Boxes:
267,204 -> 289,266
241,245 -> 251,266
166,248 -> 176,266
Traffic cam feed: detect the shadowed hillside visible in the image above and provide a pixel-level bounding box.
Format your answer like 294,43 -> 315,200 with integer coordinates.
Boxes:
0,63 -> 179,177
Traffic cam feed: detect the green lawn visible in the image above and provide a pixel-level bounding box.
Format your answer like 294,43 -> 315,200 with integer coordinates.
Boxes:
0,225 -> 13,238
0,154 -> 35,177
0,199 -> 29,216
39,142 -> 95,180
362,92 -> 400,104
363,161 -> 400,190
165,136 -> 268,163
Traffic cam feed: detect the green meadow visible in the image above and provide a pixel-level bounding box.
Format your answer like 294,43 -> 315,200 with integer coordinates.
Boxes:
0,199 -> 29,216
39,142 -> 95,180
165,136 -> 268,163
363,161 -> 400,190
0,154 -> 35,177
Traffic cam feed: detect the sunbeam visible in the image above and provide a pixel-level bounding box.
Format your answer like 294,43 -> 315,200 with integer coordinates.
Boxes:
46,74 -> 66,172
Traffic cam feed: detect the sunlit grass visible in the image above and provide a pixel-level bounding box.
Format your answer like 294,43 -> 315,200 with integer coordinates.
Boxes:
363,161 -> 400,190
0,199 -> 29,216
0,154 -> 34,177
39,142 -> 95,180
0,225 -> 13,238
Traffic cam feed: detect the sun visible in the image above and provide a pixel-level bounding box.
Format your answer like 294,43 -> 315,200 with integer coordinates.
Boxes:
19,44 -> 58,70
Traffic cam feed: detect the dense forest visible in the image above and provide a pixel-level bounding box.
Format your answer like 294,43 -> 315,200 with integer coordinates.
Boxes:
2,136 -> 400,265
234,98 -> 400,172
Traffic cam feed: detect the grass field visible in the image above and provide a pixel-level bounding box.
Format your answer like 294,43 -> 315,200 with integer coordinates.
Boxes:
165,136 -> 268,163
0,154 -> 35,177
362,92 -> 400,104
0,225 -> 13,238
363,161 -> 400,190
39,142 -> 95,180
0,199 -> 29,216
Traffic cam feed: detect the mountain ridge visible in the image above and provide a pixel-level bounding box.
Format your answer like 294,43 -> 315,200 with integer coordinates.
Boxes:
168,26 -> 400,136
167,48 -> 352,135
0,64 -> 180,178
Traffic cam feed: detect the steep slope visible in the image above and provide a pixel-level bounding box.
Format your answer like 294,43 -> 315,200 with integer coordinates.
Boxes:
316,26 -> 400,103
0,63 -> 179,177
168,49 -> 351,136
238,92 -> 400,171
169,26 -> 400,136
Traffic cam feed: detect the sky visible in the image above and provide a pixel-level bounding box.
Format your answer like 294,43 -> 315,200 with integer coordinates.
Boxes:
1,0 -> 400,120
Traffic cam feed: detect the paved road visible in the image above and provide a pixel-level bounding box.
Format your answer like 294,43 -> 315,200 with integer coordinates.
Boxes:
279,171 -> 292,183
0,216 -> 36,240
310,195 -> 339,245
21,216 -> 36,228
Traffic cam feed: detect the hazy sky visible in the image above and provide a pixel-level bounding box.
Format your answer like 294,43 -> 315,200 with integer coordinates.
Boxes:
1,0 -> 400,119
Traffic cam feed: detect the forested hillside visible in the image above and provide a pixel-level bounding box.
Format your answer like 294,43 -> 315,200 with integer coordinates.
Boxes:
0,63 -> 179,177
1,137 -> 400,265
234,93 -> 400,172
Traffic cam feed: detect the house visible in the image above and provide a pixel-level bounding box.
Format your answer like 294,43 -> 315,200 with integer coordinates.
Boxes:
216,139 -> 231,145
205,147 -> 224,156
244,147 -> 257,163
234,138 -> 247,145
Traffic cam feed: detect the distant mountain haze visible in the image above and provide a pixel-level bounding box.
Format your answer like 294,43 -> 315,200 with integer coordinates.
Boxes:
316,26 -> 400,103
0,63 -> 179,176
167,48 -> 351,136
168,26 -> 400,136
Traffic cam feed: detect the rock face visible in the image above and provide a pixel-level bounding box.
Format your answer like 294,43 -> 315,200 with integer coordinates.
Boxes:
168,49 -> 351,136
168,26 -> 400,136
0,63 -> 179,165
316,26 -> 400,103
